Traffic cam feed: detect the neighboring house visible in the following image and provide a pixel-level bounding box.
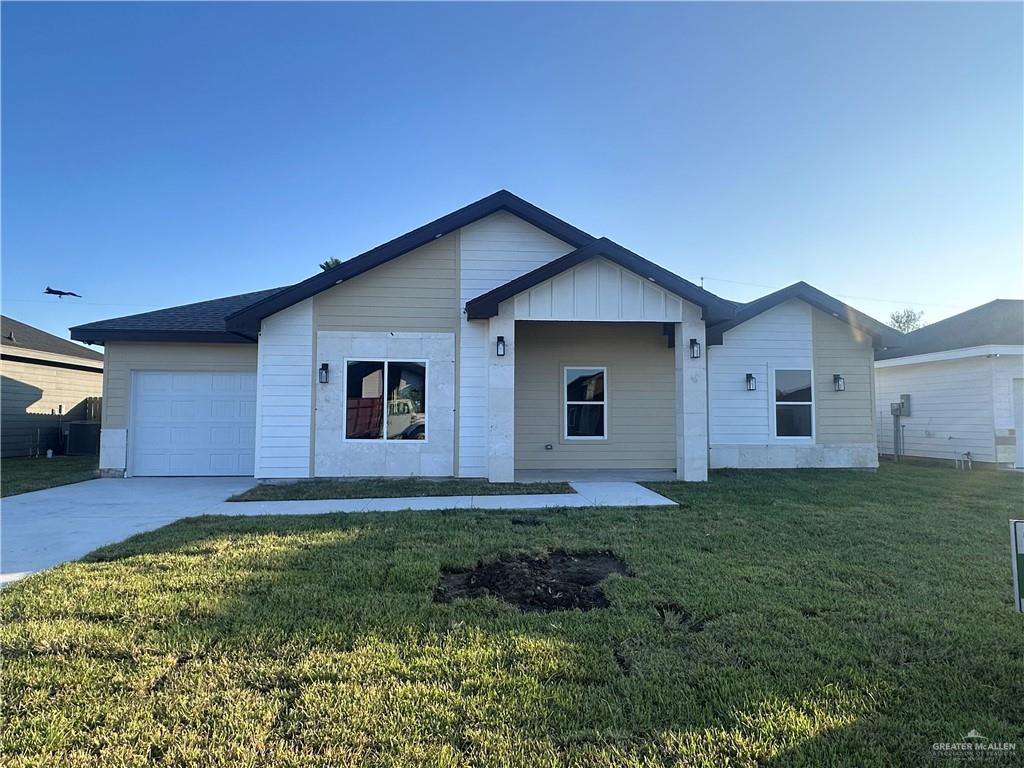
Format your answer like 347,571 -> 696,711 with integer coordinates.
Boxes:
70,191 -> 898,481
1,316 -> 104,458
875,300 -> 1024,468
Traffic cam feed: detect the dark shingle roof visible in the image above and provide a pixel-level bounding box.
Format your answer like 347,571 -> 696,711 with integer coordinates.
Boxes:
875,299 -> 1024,360
1,316 -> 104,361
69,288 -> 286,345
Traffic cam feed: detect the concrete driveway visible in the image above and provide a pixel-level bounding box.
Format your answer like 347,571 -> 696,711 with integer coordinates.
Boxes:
1,476 -> 675,585
1,477 -> 254,584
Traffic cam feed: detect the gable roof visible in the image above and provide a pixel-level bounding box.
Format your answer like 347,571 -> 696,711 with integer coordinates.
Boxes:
875,299 -> 1023,361
705,281 -> 900,349
224,190 -> 597,336
464,237 -> 735,323
69,288 -> 286,345
2,316 -> 104,362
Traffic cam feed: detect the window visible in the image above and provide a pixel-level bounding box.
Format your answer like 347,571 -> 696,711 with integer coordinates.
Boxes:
345,360 -> 426,441
564,366 -> 606,439
774,369 -> 812,438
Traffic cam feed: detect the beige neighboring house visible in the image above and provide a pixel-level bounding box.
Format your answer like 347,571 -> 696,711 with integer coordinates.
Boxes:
70,190 -> 899,481
1,315 -> 104,457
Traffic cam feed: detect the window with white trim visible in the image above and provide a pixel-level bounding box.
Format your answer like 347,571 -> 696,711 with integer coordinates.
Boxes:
774,369 -> 812,438
345,360 -> 426,441
564,366 -> 606,439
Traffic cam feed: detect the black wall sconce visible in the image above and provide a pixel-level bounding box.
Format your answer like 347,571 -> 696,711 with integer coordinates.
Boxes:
689,338 -> 701,359
318,363 -> 330,384
745,373 -> 756,391
496,335 -> 506,357
833,373 -> 845,392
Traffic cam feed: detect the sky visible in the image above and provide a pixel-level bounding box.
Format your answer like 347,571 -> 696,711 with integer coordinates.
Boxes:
2,1 -> 1021,344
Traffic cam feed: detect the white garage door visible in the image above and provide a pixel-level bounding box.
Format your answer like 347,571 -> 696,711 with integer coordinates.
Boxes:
130,371 -> 257,476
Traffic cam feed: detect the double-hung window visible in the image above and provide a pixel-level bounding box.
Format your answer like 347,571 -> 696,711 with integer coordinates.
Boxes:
564,366 -> 606,439
774,369 -> 813,438
345,360 -> 427,441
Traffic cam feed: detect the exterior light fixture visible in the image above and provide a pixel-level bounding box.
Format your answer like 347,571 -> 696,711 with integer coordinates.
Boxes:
745,373 -> 756,391
496,335 -> 506,357
833,374 -> 845,392
318,363 -> 329,384
689,338 -> 701,359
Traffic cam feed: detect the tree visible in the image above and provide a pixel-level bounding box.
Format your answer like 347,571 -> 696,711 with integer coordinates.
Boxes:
319,257 -> 342,271
889,308 -> 925,333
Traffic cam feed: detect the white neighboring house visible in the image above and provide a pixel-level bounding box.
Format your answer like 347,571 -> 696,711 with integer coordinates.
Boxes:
874,300 -> 1024,468
70,191 -> 899,481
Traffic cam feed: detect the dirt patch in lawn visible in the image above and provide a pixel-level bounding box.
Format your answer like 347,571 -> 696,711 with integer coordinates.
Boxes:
434,550 -> 629,612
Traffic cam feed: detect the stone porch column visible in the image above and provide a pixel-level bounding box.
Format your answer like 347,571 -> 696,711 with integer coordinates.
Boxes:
487,301 -> 516,482
675,317 -> 709,481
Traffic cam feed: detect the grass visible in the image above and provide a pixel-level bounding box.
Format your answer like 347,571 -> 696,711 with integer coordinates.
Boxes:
2,464 -> 1022,767
0,455 -> 99,498
229,477 -> 573,501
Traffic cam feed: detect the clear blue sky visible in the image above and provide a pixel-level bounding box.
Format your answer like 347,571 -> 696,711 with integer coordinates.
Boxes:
2,2 -> 1021,342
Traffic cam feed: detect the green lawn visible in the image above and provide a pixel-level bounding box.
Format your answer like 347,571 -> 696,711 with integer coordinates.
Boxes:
230,477 -> 573,501
2,464 -> 1022,766
0,455 -> 99,498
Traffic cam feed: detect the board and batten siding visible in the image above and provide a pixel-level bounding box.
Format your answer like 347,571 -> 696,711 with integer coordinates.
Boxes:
709,300 -> 813,446
458,211 -> 574,477
255,300 -> 313,478
314,234 -> 458,333
514,321 -> 676,470
1,356 -> 103,457
875,356 -> 1003,463
811,308 -> 876,444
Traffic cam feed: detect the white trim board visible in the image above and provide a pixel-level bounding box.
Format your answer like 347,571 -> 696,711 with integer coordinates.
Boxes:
875,345 -> 1024,368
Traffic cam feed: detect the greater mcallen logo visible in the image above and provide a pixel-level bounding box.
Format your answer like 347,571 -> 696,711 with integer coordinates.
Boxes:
932,729 -> 1017,760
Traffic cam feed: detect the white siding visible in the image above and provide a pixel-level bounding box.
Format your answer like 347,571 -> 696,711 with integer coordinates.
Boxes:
255,299 -> 313,478
511,257 -> 687,322
708,300 -> 813,445
458,211 -> 574,477
874,356 -> 996,462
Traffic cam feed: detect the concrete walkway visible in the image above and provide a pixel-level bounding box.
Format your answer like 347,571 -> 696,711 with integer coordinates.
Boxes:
1,477 -> 676,584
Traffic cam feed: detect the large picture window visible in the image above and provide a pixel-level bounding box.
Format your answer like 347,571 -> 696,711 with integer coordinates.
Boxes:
564,366 -> 606,439
774,369 -> 812,438
345,360 -> 426,441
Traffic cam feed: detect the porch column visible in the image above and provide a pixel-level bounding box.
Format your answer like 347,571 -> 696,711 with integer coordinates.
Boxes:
487,301 -> 516,482
675,318 -> 709,481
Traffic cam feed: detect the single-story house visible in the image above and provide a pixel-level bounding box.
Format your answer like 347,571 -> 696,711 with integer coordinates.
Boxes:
875,299 -> 1024,467
1,315 -> 104,457
70,191 -> 898,481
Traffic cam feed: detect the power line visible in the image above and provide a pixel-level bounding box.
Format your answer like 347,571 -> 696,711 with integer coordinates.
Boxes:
698,275 -> 962,309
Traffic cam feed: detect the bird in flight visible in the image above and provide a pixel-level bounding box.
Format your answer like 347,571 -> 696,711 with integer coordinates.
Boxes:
44,286 -> 82,299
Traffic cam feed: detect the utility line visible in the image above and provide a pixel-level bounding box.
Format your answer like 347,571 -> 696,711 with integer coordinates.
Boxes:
698,275 -> 962,309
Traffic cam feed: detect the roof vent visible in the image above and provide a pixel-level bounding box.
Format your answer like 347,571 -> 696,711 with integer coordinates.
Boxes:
3,332 -> 14,342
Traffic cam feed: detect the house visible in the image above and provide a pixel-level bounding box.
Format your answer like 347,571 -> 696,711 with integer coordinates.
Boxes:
874,300 -> 1024,468
1,315 -> 104,458
70,191 -> 898,481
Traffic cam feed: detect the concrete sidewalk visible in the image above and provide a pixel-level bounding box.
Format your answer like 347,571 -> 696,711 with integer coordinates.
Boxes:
1,478 -> 675,584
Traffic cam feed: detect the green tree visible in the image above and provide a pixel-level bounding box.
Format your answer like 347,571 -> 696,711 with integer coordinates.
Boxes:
319,257 -> 343,271
889,308 -> 925,333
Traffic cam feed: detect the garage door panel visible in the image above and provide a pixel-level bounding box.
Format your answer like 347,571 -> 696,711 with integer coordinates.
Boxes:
131,371 -> 257,477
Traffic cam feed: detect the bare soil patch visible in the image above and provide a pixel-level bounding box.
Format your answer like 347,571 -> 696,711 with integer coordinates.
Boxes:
434,550 -> 629,612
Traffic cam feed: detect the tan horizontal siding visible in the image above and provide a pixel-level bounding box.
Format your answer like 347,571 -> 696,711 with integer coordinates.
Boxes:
315,235 -> 458,334
514,321 -> 676,470
812,309 -> 876,445
1,358 -> 103,456
102,342 -> 257,430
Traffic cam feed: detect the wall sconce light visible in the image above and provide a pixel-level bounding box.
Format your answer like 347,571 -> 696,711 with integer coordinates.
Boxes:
689,338 -> 701,359
833,373 -> 845,392
318,363 -> 329,384
746,373 -> 756,391
496,335 -> 506,357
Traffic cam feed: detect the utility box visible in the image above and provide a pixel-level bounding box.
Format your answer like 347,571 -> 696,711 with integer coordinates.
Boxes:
890,402 -> 903,416
899,394 -> 912,417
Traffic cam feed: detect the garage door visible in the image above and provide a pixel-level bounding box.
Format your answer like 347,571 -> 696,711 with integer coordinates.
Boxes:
130,371 -> 257,476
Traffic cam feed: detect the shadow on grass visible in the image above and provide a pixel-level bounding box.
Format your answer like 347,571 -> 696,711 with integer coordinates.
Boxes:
5,464 -> 1023,765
